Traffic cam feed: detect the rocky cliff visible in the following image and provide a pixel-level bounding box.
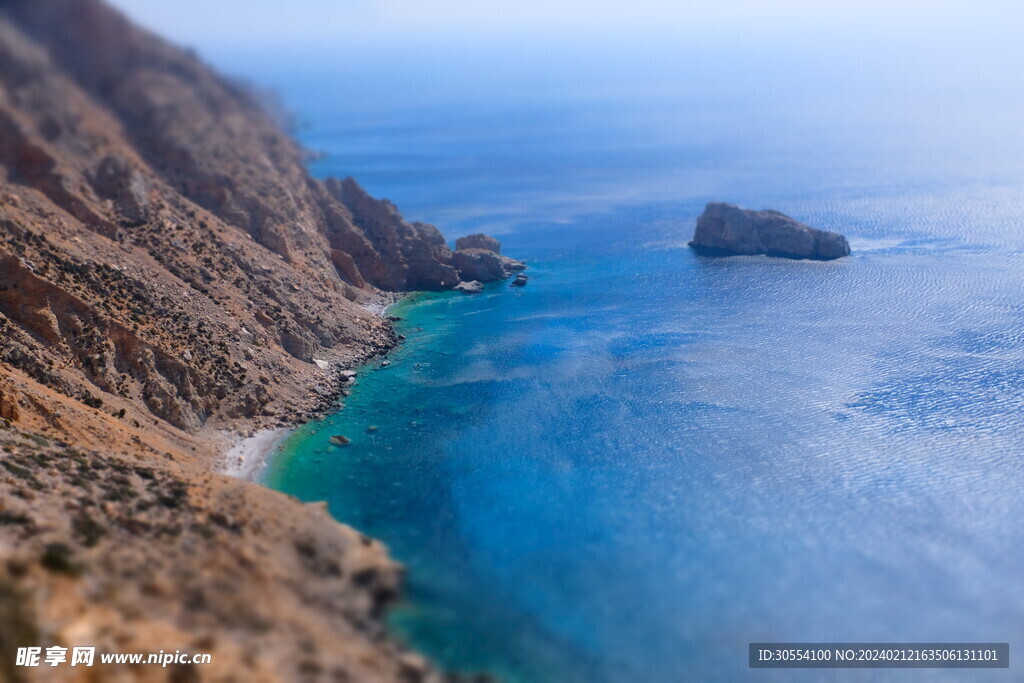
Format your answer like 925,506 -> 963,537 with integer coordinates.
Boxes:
0,0 -> 502,680
690,202 -> 850,260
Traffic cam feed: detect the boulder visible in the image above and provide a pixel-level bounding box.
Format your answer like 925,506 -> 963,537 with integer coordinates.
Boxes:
90,154 -> 150,225
329,435 -> 351,447
690,202 -> 850,260
454,280 -> 484,294
0,385 -> 20,422
510,273 -> 528,287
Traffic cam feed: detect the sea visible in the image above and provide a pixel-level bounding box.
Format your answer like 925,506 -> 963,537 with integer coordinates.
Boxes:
212,28 -> 1024,681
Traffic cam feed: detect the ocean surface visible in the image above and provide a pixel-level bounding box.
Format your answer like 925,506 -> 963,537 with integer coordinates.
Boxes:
217,32 -> 1024,681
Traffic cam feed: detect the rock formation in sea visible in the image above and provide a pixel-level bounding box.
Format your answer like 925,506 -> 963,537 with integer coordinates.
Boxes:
451,235 -> 526,283
454,280 -> 485,294
0,0 -> 515,679
690,202 -> 851,260
455,233 -> 502,253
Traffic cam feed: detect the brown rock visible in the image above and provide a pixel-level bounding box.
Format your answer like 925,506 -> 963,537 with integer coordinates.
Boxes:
90,154 -> 150,224
0,385 -> 20,422
452,249 -> 526,283
455,233 -> 501,253
327,177 -> 460,290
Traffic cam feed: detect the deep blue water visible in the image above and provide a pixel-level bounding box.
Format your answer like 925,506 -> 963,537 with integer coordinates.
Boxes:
224,34 -> 1024,681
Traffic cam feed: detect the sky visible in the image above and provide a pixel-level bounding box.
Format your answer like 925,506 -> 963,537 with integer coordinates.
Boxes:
108,0 -> 1018,51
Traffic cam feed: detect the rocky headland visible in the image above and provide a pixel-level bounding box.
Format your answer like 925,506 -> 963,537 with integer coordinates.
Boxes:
0,0 -> 513,680
451,233 -> 525,284
690,202 -> 850,260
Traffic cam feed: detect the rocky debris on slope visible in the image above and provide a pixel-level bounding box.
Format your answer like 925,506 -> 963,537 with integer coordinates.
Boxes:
690,202 -> 851,260
454,280 -> 485,294
455,233 -> 501,253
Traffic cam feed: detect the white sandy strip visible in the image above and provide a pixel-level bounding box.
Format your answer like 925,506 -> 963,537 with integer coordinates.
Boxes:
221,428 -> 290,482
362,292 -> 404,317
362,300 -> 390,317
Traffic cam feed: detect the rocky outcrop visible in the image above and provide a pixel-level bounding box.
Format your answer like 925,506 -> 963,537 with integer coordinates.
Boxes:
327,177 -> 460,291
89,154 -> 150,225
690,202 -> 850,260
451,234 -> 525,283
451,249 -> 508,282
0,381 -> 19,421
455,233 -> 501,253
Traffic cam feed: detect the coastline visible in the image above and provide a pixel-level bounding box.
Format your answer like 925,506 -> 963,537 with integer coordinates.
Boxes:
363,291 -> 405,317
0,3 -> 507,679
221,427 -> 291,481
268,287 -> 524,683
217,291 -> 409,483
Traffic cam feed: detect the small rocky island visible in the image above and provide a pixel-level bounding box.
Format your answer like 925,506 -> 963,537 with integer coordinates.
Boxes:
690,202 -> 850,260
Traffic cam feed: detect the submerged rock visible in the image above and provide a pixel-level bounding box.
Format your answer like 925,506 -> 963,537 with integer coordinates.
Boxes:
330,435 -> 351,447
454,280 -> 485,294
690,202 -> 850,260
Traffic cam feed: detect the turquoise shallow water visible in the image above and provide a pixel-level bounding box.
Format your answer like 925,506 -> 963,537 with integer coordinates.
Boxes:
237,33 -> 1024,682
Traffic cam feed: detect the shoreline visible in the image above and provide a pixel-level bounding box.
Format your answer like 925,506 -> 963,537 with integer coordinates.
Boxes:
363,291 -> 405,317
269,287 -> 508,683
217,292 -> 409,482
220,427 -> 291,482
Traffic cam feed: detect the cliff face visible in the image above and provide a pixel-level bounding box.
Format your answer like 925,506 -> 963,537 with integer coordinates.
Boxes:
0,1 -> 496,679
327,177 -> 461,291
2,0 -> 462,293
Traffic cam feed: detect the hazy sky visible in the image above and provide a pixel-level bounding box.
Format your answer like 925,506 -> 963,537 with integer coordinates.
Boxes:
108,0 -> 1016,50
